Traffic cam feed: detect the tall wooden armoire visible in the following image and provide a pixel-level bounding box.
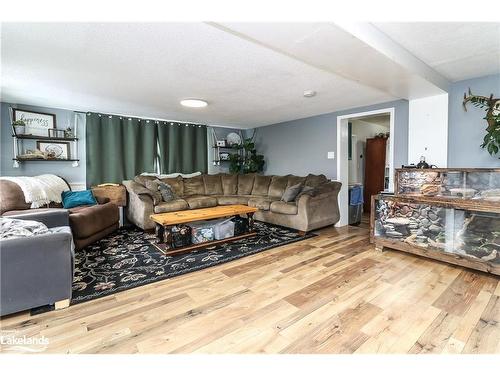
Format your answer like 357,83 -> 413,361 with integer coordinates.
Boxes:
363,137 -> 387,212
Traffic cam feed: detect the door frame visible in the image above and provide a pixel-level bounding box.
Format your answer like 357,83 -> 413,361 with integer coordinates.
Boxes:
336,107 -> 395,227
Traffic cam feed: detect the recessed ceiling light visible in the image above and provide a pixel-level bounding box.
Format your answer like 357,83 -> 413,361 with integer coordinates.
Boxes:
303,90 -> 317,98
180,99 -> 208,108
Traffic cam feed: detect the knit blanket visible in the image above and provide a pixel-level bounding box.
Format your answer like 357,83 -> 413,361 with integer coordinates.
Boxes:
0,175 -> 69,208
0,217 -> 49,240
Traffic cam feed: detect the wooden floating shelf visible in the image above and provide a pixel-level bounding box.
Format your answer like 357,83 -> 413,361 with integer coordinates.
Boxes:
13,134 -> 79,141
212,145 -> 240,149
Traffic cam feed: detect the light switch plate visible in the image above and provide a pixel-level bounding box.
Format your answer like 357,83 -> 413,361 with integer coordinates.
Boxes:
327,151 -> 335,159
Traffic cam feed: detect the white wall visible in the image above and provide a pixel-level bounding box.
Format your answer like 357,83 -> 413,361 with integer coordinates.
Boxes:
408,94 -> 449,167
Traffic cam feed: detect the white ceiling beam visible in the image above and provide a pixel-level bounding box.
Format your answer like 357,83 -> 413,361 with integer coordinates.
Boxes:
334,22 -> 451,92
212,22 -> 449,100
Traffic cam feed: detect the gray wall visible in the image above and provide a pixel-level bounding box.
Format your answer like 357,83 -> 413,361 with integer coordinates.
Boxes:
1,102 -> 86,184
253,100 -> 409,179
448,74 -> 500,168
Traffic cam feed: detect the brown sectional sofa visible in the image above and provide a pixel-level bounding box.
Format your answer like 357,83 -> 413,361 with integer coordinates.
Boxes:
123,173 -> 341,232
0,180 -> 119,250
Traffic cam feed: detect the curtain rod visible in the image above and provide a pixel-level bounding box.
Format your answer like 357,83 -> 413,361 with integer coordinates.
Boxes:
73,110 -> 209,127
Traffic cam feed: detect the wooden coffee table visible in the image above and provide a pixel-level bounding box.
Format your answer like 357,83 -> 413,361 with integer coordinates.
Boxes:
150,204 -> 258,255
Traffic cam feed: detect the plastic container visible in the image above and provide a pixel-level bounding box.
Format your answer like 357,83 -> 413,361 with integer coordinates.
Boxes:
214,218 -> 235,240
349,184 -> 363,226
190,221 -> 215,244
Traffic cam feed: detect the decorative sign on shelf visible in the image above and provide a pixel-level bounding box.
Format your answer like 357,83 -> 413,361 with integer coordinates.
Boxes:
13,109 -> 56,137
36,141 -> 70,159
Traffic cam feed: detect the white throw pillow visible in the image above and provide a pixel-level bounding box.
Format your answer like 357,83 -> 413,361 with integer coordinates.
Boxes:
179,171 -> 202,178
158,173 -> 181,179
157,171 -> 202,179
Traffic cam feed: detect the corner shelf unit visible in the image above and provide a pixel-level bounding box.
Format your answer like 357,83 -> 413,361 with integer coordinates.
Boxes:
210,128 -> 244,166
9,107 -> 80,168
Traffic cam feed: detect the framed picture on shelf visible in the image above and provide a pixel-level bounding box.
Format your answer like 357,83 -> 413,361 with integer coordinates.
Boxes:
219,152 -> 230,161
48,129 -> 66,138
36,141 -> 70,160
216,140 -> 227,147
13,109 -> 56,137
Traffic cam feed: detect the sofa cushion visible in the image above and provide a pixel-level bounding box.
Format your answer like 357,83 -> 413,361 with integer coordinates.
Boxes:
134,175 -> 157,187
268,175 -> 288,199
0,180 -> 31,215
221,174 -> 238,195
183,176 -> 205,196
270,201 -> 298,215
144,179 -> 160,191
159,176 -> 184,197
216,195 -> 251,206
237,174 -> 256,195
154,199 -> 189,213
305,174 -> 328,188
69,202 -> 119,239
247,197 -> 273,211
251,175 -> 272,196
184,196 -> 218,209
286,175 -> 306,188
202,174 -> 223,195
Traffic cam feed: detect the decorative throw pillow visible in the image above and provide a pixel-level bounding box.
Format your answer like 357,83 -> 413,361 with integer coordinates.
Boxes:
281,183 -> 303,202
158,182 -> 176,202
295,186 -> 317,201
61,190 -> 97,209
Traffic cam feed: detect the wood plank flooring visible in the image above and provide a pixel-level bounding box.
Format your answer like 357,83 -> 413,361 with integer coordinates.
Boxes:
1,220 -> 499,354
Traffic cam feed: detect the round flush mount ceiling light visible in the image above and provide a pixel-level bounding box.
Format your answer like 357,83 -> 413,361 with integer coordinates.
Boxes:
303,90 -> 317,98
180,99 -> 208,108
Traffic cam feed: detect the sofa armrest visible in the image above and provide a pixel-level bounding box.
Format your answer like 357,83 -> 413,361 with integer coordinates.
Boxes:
123,180 -> 161,205
123,180 -> 156,230
0,231 -> 74,315
6,209 -> 70,228
297,181 -> 342,228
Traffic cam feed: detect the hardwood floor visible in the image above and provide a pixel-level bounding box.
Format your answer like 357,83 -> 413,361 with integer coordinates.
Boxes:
1,223 -> 499,354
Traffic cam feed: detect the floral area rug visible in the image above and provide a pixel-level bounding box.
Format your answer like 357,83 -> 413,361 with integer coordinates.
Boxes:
69,221 -> 314,305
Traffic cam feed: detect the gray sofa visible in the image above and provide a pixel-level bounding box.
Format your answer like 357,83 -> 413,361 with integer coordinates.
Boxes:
123,173 -> 341,232
0,210 -> 74,316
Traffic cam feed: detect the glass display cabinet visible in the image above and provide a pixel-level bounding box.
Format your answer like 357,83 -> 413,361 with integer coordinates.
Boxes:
371,168 -> 500,275
395,168 -> 500,202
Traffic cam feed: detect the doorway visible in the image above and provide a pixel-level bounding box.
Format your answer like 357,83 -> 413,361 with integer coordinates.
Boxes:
336,108 -> 395,227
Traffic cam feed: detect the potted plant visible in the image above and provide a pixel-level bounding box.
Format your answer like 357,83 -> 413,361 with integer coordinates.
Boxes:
12,120 -> 26,135
64,126 -> 74,138
228,131 -> 265,174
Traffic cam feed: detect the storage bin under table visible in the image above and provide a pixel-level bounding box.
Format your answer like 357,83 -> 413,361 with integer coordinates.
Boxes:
149,204 -> 258,256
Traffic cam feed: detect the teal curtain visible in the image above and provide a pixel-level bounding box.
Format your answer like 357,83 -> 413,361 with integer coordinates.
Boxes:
86,113 -> 158,186
157,122 -> 208,174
